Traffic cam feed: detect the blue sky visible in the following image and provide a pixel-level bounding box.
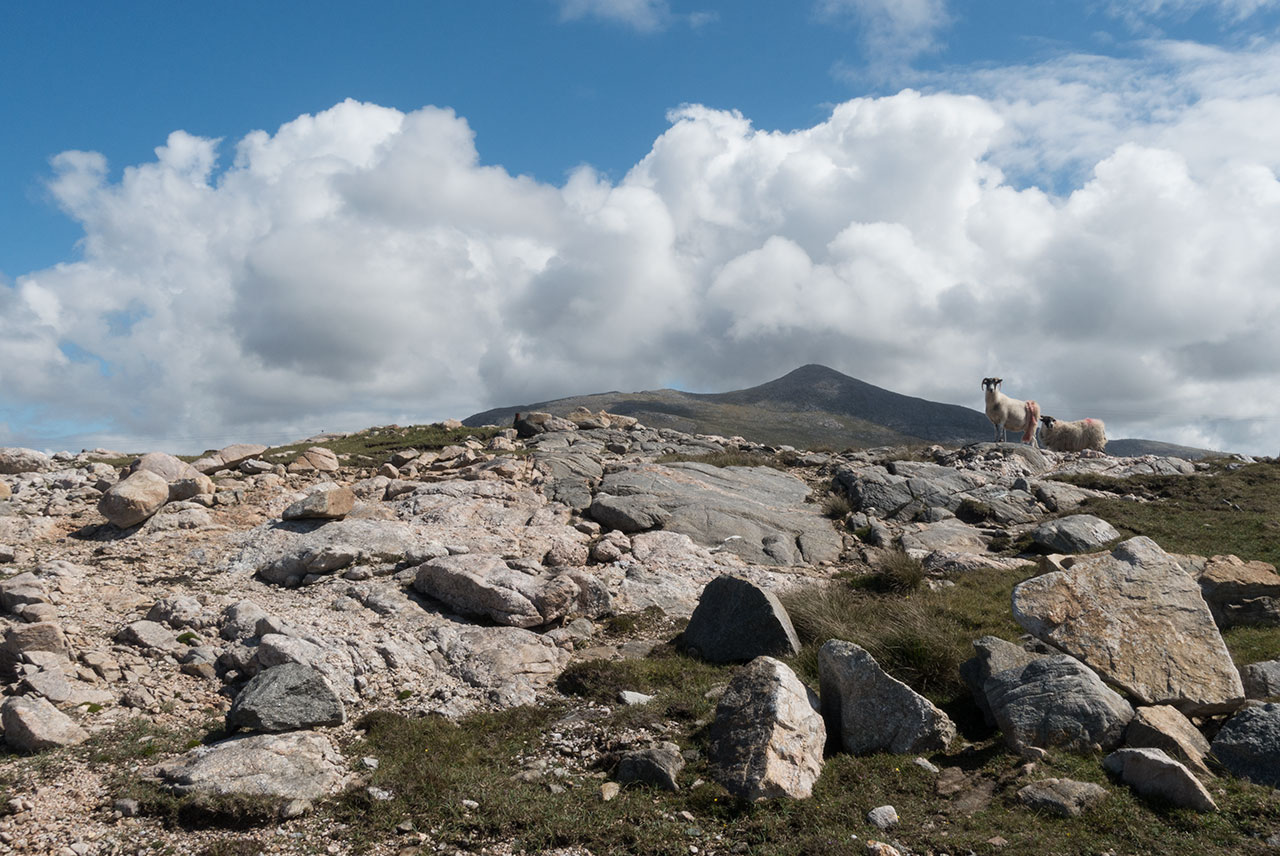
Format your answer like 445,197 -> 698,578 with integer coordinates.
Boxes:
5,1 -> 1280,454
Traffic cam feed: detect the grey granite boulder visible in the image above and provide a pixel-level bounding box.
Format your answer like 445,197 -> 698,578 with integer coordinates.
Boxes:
1196,554 -> 1280,628
288,446 -> 340,473
1017,778 -> 1109,817
1209,702 -> 1280,787
818,640 -> 955,755
1012,537 -> 1244,715
617,741 -> 684,791
125,451 -> 201,483
282,483 -> 355,521
1103,747 -> 1217,811
227,663 -> 346,733
1123,705 -> 1212,778
221,600 -> 272,641
900,518 -> 990,556
709,656 -> 825,800
1,696 -> 88,752
1241,659 -> 1280,699
1029,514 -> 1120,554
959,636 -> 1044,727
431,624 -> 569,708
532,445 -> 604,511
0,572 -> 51,614
115,619 -> 181,654
984,655 -> 1133,753
192,443 -> 268,474
151,730 -> 346,802
98,469 -> 170,528
0,448 -> 50,475
413,554 -> 593,628
680,576 -> 800,663
248,518 -> 422,586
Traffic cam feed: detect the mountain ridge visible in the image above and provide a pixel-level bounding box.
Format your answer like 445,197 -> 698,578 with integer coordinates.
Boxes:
463,364 -> 1221,457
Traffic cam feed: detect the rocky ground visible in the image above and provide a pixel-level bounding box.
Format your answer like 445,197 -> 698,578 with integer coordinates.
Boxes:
0,417 -> 1276,856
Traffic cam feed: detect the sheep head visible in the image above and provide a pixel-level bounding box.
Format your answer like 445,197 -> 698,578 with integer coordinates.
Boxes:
981,377 -> 1004,391
1040,415 -> 1057,427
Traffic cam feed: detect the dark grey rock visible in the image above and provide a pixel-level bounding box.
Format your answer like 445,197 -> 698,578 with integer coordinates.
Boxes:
227,663 -> 346,733
680,576 -> 800,663
1210,702 -> 1280,787
617,741 -> 684,791
959,636 -> 1044,727
984,655 -> 1134,753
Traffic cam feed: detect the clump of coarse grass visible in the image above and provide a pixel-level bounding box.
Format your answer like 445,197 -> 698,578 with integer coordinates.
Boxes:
783,583 -> 967,698
781,564 -> 1037,704
601,605 -> 675,637
876,550 -> 925,593
955,498 -> 995,524
820,491 -> 853,520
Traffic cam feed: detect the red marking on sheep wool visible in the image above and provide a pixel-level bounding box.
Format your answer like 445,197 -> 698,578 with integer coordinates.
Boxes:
1022,401 -> 1040,444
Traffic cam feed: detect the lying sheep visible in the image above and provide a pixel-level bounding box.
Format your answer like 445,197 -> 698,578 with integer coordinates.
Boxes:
1039,415 -> 1107,453
981,377 -> 1040,446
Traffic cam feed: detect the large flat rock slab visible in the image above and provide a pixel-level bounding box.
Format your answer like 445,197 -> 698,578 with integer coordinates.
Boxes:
1012,536 -> 1244,715
591,462 -> 840,566
151,731 -> 346,802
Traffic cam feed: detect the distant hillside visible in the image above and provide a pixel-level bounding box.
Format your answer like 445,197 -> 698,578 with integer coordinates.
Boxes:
466,364 -> 987,450
464,364 -> 1223,457
1104,438 -> 1220,460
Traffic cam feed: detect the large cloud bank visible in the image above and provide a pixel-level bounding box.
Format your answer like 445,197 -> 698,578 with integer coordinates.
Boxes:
5,49 -> 1280,454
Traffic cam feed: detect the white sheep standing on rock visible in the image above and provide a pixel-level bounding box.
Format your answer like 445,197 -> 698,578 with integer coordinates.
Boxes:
1039,415 -> 1107,453
981,377 -> 1040,447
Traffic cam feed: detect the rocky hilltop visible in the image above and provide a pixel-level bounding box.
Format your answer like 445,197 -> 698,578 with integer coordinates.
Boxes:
0,414 -> 1275,855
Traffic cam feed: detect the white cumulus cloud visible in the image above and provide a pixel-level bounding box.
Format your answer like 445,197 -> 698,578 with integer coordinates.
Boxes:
7,41 -> 1280,455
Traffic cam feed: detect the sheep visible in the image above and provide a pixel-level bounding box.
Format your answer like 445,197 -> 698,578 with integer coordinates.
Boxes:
1039,415 -> 1107,453
981,377 -> 1040,446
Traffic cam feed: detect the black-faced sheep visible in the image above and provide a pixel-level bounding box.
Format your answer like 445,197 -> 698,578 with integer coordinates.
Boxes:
1039,415 -> 1107,453
981,377 -> 1040,446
